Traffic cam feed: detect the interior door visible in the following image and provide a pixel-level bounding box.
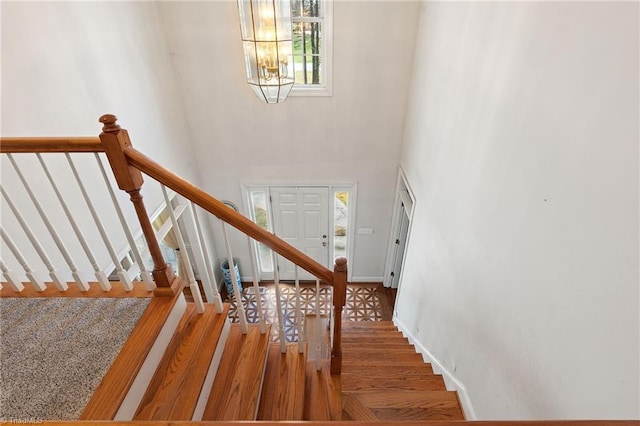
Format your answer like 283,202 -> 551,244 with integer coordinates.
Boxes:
390,202 -> 410,289
270,186 -> 330,280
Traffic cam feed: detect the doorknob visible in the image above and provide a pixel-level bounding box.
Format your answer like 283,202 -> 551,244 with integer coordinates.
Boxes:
322,242 -> 327,247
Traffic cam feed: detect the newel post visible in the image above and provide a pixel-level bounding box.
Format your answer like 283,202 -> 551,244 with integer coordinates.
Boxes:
98,114 -> 179,296
331,256 -> 348,375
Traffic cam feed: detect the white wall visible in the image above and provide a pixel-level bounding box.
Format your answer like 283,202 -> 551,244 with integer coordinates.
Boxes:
157,0 -> 420,280
397,1 -> 639,419
1,2 -> 202,280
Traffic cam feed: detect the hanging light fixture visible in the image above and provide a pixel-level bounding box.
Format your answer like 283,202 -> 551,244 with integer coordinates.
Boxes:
237,0 -> 294,103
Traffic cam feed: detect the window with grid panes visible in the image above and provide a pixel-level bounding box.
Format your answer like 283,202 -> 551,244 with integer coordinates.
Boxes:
290,0 -> 332,96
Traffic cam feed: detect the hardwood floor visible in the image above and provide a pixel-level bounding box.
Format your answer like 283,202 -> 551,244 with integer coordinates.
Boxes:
340,321 -> 465,421
202,324 -> 272,420
1,280 -> 154,298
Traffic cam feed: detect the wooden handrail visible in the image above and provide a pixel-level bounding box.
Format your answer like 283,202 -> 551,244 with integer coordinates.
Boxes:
0,137 -> 103,153
124,147 -> 334,284
0,117 -> 345,373
0,133 -> 334,284
98,116 -> 179,296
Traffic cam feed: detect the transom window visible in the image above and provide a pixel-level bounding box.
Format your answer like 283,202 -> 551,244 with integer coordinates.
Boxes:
290,0 -> 332,96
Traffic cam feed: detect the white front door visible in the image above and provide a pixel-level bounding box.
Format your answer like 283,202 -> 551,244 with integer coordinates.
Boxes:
270,186 -> 330,280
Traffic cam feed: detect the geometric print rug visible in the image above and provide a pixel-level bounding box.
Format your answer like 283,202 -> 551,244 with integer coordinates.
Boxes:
226,283 -> 384,343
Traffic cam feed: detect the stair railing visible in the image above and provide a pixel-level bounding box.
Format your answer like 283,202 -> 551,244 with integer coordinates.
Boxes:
0,138 -> 213,308
0,114 -> 348,374
98,114 -> 348,374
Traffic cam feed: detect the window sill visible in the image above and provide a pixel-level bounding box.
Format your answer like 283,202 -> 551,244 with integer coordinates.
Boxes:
289,85 -> 333,97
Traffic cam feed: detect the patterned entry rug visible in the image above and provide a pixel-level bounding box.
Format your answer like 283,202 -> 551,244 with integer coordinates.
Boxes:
0,297 -> 150,421
226,283 -> 386,342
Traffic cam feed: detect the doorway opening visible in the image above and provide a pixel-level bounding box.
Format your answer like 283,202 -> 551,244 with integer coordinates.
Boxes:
384,169 -> 415,289
243,184 -> 356,281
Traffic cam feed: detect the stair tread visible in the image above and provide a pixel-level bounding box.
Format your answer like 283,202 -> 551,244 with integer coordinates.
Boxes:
304,313 -> 330,361
343,361 -> 431,370
134,303 -> 231,420
342,363 -> 434,375
343,333 -> 408,339
202,324 -> 271,420
304,360 -> 342,420
343,390 -> 461,408
341,373 -> 446,392
342,343 -> 414,350
257,343 -> 308,420
342,393 -> 378,421
343,350 -> 424,363
343,321 -> 397,327
369,405 -> 465,421
343,324 -> 397,331
342,337 -> 410,344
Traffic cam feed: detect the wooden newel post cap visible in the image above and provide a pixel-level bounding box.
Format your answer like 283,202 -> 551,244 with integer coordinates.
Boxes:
334,257 -> 348,272
99,114 -> 121,133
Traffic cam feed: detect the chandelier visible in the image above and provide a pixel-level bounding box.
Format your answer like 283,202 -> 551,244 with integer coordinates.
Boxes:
237,0 -> 294,103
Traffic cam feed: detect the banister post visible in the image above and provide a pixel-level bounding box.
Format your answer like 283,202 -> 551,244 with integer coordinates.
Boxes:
331,256 -> 347,375
98,114 -> 179,296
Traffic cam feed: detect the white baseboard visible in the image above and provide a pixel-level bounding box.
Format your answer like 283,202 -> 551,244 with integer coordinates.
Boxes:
393,317 -> 478,420
192,319 -> 231,420
350,276 -> 384,282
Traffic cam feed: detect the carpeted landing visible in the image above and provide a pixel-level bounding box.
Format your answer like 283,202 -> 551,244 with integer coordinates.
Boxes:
0,297 -> 150,421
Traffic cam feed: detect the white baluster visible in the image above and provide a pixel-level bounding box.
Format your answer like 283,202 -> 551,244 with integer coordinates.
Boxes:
0,258 -> 24,292
161,185 -> 205,313
95,154 -> 154,290
294,266 -> 304,353
0,225 -> 47,291
271,251 -> 287,353
221,222 -> 248,333
8,155 -> 88,290
315,278 -> 322,370
247,237 -> 267,334
66,154 -> 133,290
37,154 -> 111,291
0,186 -> 67,290
190,201 -> 223,312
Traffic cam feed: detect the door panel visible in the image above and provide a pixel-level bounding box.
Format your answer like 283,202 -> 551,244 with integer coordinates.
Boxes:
391,203 -> 410,289
271,186 -> 329,280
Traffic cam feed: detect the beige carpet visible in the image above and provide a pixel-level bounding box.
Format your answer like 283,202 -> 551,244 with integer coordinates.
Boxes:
0,297 -> 150,420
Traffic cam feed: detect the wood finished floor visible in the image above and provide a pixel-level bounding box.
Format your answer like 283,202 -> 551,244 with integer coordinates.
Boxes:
225,283 -> 396,342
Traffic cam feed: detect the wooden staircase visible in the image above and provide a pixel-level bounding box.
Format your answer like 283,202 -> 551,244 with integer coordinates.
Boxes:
133,303 -> 231,420
341,321 -> 466,421
82,293 -> 463,422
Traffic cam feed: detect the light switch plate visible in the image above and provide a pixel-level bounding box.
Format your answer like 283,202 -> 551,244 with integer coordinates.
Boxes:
357,227 -> 374,235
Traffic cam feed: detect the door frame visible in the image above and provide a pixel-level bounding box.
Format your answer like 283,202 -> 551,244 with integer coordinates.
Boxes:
241,182 -> 358,282
383,168 -> 415,290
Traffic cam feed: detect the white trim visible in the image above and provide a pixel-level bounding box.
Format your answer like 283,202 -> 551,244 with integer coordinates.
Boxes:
383,167 -> 416,289
115,294 -> 188,420
241,182 -> 357,282
289,0 -> 333,97
192,319 -> 231,420
393,317 -> 478,421
350,276 -> 384,283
